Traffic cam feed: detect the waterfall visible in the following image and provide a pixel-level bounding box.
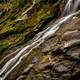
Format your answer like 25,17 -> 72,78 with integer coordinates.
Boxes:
63,0 -> 80,15
0,0 -> 80,80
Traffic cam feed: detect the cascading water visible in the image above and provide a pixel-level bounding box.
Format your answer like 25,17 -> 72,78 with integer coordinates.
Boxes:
63,0 -> 80,15
0,0 -> 80,80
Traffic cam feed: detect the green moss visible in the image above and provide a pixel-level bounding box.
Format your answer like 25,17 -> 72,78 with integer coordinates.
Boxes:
0,40 -> 10,54
13,0 -> 27,9
21,48 -> 40,67
0,0 -> 62,54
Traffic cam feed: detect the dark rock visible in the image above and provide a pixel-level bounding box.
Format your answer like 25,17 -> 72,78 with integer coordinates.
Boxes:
62,30 -> 80,41
61,39 -> 80,49
69,73 -> 80,80
22,64 -> 34,75
66,47 -> 80,60
52,48 -> 64,55
16,75 -> 26,80
55,64 -> 69,72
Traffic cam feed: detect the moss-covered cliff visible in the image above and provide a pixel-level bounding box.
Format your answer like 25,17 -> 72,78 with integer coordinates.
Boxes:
0,0 -> 62,55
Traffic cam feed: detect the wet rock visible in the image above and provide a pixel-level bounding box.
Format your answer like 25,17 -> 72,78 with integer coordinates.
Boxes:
36,62 -> 53,71
62,30 -> 80,41
54,60 -> 73,73
69,72 -> 80,80
16,75 -> 26,80
55,64 -> 69,72
52,48 -> 64,55
62,18 -> 80,31
32,57 -> 39,63
61,39 -> 80,49
66,47 -> 80,60
22,64 -> 34,75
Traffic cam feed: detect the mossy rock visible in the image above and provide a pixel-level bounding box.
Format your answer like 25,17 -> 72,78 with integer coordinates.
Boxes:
0,0 -> 62,54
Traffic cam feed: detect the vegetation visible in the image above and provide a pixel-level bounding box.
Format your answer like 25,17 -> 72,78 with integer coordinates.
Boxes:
13,0 -> 27,8
0,0 -> 62,54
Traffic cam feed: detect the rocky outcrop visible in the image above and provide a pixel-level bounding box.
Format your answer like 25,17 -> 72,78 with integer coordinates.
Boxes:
14,16 -> 80,80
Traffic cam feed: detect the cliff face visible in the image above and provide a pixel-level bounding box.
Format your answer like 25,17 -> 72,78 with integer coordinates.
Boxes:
13,16 -> 80,80
0,0 -> 80,80
0,0 -> 62,55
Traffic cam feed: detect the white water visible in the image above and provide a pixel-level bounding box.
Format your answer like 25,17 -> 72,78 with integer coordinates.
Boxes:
63,0 -> 80,15
0,49 -> 20,65
0,0 -> 80,80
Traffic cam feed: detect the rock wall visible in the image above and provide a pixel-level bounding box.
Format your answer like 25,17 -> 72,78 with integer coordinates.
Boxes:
0,0 -> 62,56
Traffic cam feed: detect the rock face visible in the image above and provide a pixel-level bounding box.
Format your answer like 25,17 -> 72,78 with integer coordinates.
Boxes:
17,16 -> 80,80
0,0 -> 62,56
0,0 -> 80,80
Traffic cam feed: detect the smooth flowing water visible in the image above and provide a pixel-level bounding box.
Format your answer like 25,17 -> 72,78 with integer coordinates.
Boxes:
63,0 -> 80,15
0,0 -> 80,80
